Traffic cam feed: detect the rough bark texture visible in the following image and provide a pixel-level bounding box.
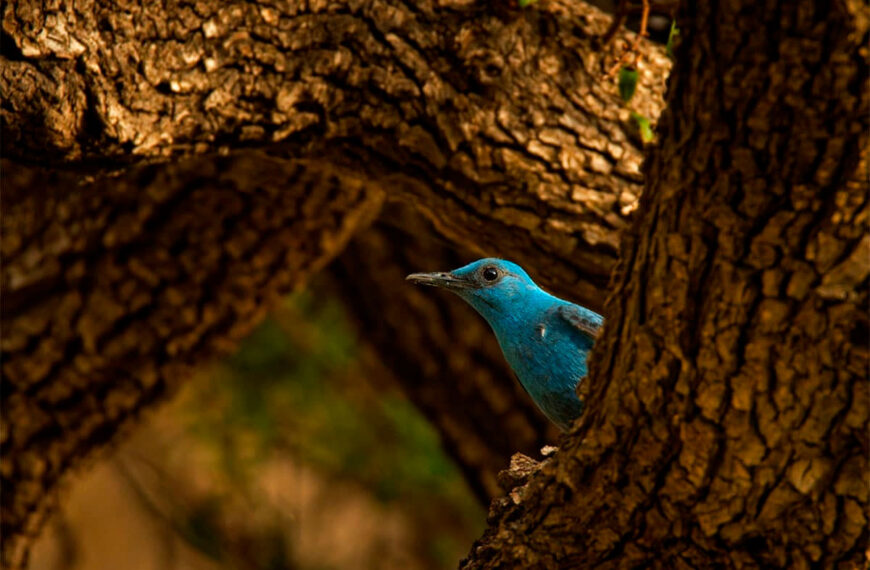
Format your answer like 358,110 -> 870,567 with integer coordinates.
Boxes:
2,0 -> 669,311
462,1 -> 869,568
1,0 -> 672,566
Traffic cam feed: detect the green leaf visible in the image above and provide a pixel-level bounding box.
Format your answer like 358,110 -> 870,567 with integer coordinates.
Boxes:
666,20 -> 680,59
618,67 -> 639,104
630,111 -> 654,143
518,0 -> 537,6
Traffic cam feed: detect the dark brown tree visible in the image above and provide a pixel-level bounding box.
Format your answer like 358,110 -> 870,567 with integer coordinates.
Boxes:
462,2 -> 869,568
2,0 -> 866,568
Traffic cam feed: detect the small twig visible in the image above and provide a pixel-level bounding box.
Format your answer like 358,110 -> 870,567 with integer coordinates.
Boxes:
601,0 -> 629,46
605,0 -> 651,78
634,0 -> 651,65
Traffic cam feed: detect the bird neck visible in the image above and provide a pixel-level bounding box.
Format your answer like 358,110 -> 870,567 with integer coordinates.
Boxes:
468,287 -> 560,334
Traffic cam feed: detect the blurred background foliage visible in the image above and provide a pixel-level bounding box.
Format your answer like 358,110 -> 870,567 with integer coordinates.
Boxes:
30,288 -> 484,570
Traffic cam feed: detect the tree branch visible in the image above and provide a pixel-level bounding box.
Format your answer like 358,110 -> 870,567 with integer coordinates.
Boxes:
1,0 -> 672,565
2,0 -> 670,310
0,154 -> 383,567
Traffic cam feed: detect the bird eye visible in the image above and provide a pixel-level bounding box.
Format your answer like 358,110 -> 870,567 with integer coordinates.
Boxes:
482,267 -> 499,281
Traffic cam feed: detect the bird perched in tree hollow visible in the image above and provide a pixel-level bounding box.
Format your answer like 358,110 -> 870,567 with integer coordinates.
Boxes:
407,258 -> 603,431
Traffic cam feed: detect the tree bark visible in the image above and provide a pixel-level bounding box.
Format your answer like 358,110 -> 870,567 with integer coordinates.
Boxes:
2,0 -> 669,311
462,1 -> 869,568
2,0 -> 671,566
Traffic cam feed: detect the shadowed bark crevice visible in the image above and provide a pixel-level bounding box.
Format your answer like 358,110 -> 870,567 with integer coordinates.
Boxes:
329,204 -> 562,503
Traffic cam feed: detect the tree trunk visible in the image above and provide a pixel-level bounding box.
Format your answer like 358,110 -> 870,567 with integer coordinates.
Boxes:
462,1 -> 869,568
2,0 -> 670,566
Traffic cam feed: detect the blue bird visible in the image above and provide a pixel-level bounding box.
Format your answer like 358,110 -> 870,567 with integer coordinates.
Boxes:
406,258 -> 603,431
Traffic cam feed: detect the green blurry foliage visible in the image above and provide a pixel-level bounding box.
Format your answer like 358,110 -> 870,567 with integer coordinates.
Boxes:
666,20 -> 680,59
630,111 -> 654,143
177,290 -> 483,568
617,68 -> 654,144
618,66 -> 639,103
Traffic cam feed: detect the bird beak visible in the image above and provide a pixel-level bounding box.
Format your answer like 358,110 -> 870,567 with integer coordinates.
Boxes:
406,271 -> 473,290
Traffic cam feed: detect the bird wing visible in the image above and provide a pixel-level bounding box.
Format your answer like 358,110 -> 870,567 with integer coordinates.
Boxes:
556,304 -> 602,341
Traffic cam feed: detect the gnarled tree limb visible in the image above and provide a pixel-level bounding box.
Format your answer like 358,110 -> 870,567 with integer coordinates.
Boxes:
1,0 -> 672,566
2,0 -> 670,310
1,155 -> 384,566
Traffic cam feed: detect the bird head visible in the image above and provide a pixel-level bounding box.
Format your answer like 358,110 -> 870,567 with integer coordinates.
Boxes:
406,258 -> 539,319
